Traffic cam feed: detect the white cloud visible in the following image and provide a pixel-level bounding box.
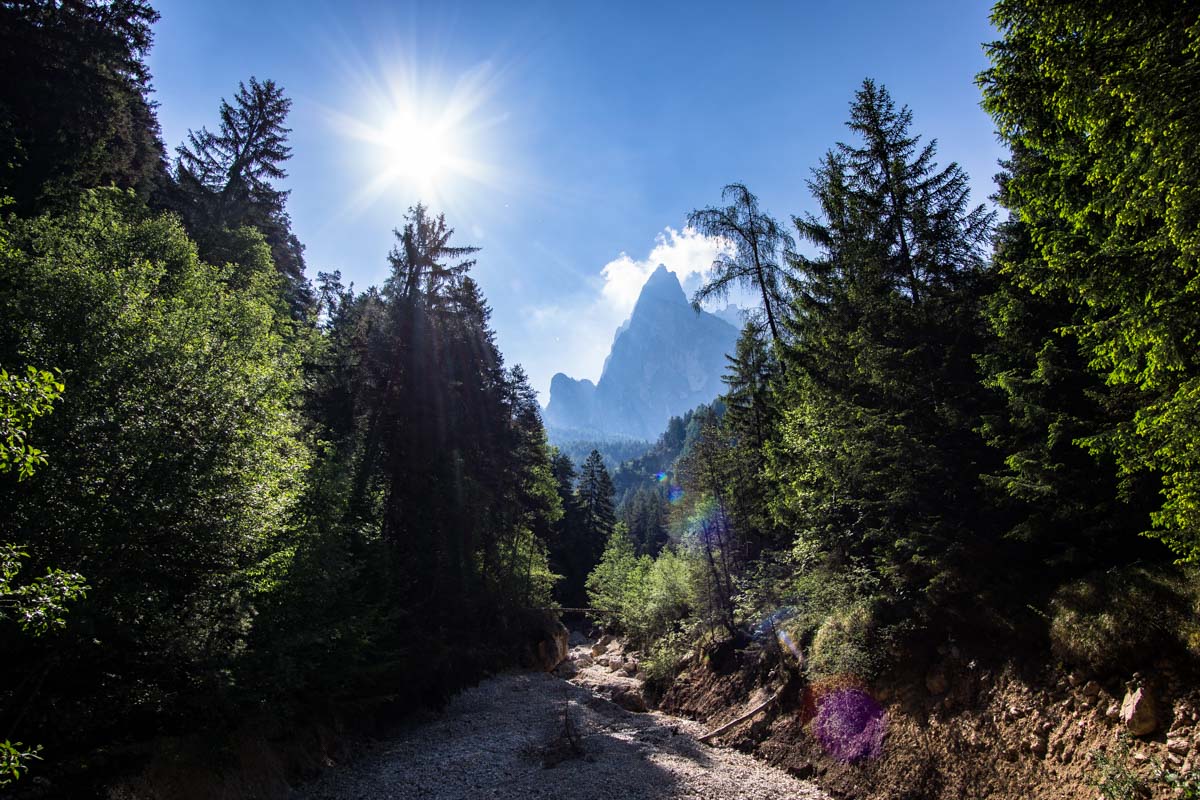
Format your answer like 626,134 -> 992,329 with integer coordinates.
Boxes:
523,226 -> 735,400
600,226 -> 732,310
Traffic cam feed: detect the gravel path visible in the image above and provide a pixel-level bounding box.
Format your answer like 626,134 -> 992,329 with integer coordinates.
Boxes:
293,667 -> 826,800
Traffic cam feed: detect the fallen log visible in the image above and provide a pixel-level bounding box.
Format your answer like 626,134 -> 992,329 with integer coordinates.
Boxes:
698,690 -> 782,743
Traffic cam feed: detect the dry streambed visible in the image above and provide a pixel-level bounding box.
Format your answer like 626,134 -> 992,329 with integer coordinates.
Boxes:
293,638 -> 826,800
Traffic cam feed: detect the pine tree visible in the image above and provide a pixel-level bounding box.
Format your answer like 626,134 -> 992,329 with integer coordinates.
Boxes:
719,320 -> 782,554
579,449 -> 616,539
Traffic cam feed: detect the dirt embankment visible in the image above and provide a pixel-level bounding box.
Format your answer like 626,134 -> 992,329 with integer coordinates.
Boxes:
657,638 -> 1200,800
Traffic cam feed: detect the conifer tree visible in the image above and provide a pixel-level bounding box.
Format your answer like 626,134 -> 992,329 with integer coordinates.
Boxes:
771,80 -> 996,604
0,0 -> 167,211
175,78 -> 311,313
980,0 -> 1200,561
688,184 -> 794,344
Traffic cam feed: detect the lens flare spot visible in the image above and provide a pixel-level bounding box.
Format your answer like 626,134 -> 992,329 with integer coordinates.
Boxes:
667,485 -> 685,504
654,471 -> 668,483
813,688 -> 887,763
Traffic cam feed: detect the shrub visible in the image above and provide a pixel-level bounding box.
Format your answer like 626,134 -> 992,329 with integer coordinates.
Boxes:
1049,565 -> 1200,675
807,602 -> 887,682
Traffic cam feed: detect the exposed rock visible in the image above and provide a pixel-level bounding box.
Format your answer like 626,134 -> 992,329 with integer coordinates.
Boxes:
590,634 -> 614,657
543,266 -> 739,439
536,623 -> 570,671
1120,686 -> 1158,736
613,687 -> 648,713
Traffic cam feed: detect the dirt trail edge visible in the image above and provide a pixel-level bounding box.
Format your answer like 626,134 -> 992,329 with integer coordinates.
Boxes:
292,661 -> 827,799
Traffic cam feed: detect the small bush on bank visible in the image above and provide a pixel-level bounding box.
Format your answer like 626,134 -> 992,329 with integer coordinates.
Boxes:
807,602 -> 889,682
1049,565 -> 1200,675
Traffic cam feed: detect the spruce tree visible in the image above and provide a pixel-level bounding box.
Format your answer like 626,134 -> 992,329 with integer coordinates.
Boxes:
0,0 -> 167,211
981,0 -> 1200,561
175,77 -> 311,314
771,80 -> 996,605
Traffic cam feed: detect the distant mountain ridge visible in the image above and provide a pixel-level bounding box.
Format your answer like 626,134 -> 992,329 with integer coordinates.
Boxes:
544,265 -> 739,440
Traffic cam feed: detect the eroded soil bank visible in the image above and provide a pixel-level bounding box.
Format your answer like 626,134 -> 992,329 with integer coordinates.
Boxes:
656,637 -> 1200,800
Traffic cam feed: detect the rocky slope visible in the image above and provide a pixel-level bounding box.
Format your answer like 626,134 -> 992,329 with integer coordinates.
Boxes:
544,266 -> 738,440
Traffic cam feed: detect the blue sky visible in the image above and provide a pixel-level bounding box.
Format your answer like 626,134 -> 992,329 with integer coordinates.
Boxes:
148,0 -> 1006,403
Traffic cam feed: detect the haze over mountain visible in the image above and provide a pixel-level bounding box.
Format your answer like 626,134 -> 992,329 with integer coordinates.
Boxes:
544,265 -> 739,441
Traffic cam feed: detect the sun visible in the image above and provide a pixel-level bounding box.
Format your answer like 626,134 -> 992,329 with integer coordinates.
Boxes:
376,111 -> 461,190
323,60 -> 505,213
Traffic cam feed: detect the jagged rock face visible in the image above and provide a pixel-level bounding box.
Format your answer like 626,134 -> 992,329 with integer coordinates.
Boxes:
543,265 -> 738,440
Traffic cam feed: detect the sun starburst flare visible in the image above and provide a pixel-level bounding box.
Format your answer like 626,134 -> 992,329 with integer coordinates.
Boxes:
323,58 -> 508,216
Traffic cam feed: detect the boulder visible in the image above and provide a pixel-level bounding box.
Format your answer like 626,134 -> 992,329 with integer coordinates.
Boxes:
613,687 -> 648,713
1120,687 -> 1158,737
568,630 -> 589,647
535,622 -> 570,671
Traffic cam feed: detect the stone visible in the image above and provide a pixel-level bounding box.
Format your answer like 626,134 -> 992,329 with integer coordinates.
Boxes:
1082,680 -> 1102,699
1120,687 -> 1158,737
1167,738 -> 1190,756
1029,735 -> 1048,756
568,630 -> 589,647
1105,702 -> 1121,721
613,688 -> 648,713
536,622 -> 570,671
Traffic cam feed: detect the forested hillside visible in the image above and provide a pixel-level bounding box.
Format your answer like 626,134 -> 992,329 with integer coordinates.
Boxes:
586,4 -> 1200,774
1,1 -> 1198,797
0,1 -> 571,790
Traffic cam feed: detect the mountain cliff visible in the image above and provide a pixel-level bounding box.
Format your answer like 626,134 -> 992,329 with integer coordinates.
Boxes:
544,266 -> 739,440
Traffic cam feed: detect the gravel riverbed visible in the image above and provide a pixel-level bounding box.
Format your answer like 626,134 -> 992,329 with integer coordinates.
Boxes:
292,665 -> 826,799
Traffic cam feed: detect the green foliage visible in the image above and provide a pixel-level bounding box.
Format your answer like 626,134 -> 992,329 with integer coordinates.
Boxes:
1091,738 -> 1149,800
771,79 -> 996,606
981,0 -> 1200,561
0,189 -> 308,738
586,525 -> 698,655
0,544 -> 87,635
0,366 -> 62,479
1048,565 -> 1200,675
0,740 -> 41,788
807,602 -> 888,682
586,523 -> 648,629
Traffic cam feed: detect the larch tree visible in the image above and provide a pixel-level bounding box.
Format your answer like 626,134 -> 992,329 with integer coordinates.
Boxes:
688,184 -> 795,344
